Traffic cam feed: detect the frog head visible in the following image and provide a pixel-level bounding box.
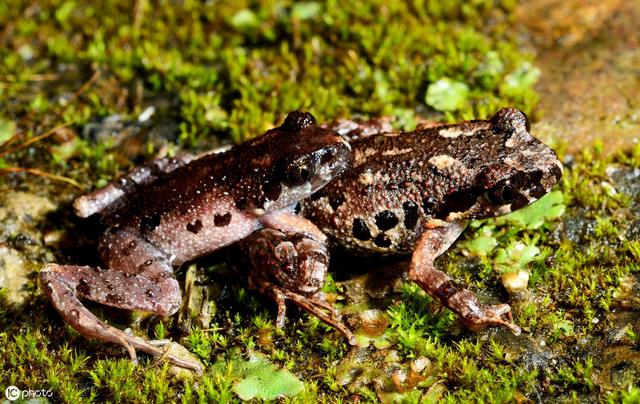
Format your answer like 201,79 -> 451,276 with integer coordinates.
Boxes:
244,111 -> 352,211
473,108 -> 563,218
436,108 -> 563,221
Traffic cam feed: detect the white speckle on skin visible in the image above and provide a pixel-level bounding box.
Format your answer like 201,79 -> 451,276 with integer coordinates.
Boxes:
428,155 -> 461,170
381,147 -> 413,156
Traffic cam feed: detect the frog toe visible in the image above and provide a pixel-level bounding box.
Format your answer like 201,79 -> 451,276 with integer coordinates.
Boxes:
464,304 -> 522,336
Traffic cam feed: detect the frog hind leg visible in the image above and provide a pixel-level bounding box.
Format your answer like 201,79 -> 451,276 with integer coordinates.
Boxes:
40,230 -> 203,373
408,221 -> 521,335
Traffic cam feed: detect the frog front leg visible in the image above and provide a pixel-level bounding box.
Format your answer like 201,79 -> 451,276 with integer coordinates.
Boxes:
241,228 -> 356,345
40,229 -> 203,373
408,221 -> 522,335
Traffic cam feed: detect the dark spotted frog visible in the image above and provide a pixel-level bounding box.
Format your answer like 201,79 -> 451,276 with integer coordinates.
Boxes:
40,111 -> 351,372
241,108 -> 563,339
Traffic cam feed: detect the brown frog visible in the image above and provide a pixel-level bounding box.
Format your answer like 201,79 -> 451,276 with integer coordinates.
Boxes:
40,111 -> 352,372
240,108 -> 563,339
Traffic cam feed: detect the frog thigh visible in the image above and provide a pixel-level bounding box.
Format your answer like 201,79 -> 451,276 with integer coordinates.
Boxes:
74,155 -> 194,218
408,220 -> 521,335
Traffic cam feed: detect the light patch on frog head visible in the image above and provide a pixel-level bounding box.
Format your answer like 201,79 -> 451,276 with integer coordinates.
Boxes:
358,171 -> 375,185
438,127 -> 465,138
354,147 -> 378,164
428,154 -> 463,170
438,123 -> 489,138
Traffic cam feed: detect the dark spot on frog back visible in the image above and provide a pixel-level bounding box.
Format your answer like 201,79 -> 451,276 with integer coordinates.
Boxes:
352,218 -> 371,241
402,201 -> 419,229
374,210 -> 398,231
374,234 -> 392,248
186,219 -> 203,234
76,278 -> 90,296
436,189 -> 478,219
140,213 -> 162,233
329,195 -> 344,211
214,212 -> 232,226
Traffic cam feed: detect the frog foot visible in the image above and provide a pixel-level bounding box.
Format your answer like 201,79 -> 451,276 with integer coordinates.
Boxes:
127,336 -> 204,374
462,303 -> 522,335
262,283 -> 356,345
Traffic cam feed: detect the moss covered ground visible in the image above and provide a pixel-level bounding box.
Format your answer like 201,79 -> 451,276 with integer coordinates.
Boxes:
0,1 -> 639,402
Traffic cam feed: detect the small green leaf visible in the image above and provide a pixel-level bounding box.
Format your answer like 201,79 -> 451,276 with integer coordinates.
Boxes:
476,51 -> 504,88
291,2 -> 322,20
425,78 -> 470,112
0,116 -> 16,144
498,191 -> 565,229
233,353 -> 304,400
55,1 -> 76,24
231,9 -> 259,29
500,62 -> 541,98
494,242 -> 540,273
464,235 -> 498,256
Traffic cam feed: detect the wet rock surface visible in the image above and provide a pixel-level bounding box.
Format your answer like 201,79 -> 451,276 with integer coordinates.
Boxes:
0,191 -> 56,304
518,0 -> 640,154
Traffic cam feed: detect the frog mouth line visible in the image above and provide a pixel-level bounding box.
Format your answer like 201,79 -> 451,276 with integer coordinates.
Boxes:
445,195 -> 523,221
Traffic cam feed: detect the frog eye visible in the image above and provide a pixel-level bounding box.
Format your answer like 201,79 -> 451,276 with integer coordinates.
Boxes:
284,160 -> 315,186
484,181 -> 516,205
